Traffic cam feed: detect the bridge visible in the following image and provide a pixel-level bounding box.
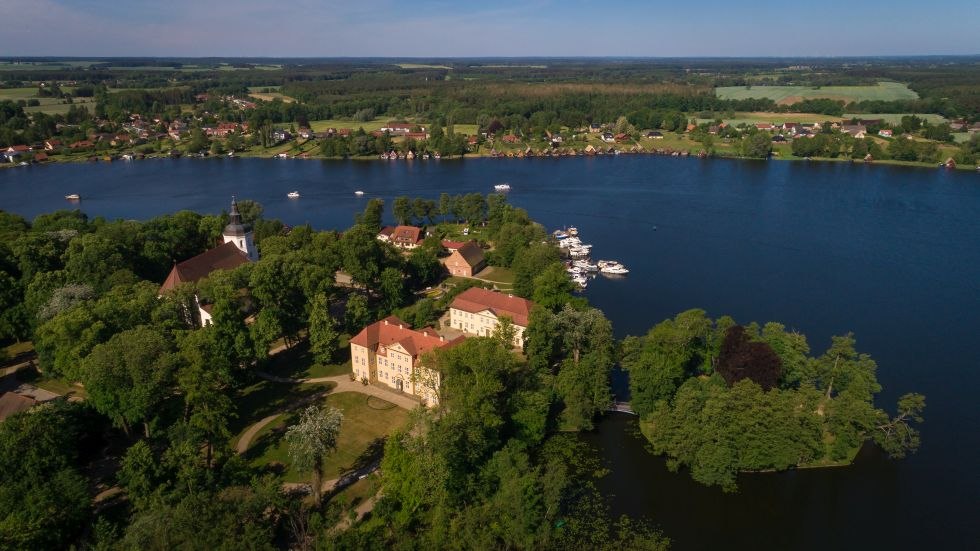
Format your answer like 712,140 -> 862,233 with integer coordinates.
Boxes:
607,401 -> 636,415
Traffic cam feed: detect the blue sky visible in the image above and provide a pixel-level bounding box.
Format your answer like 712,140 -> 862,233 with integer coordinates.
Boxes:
2,0 -> 977,57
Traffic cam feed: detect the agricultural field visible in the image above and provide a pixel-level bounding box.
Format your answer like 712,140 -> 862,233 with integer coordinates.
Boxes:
396,63 -> 452,69
697,112 -> 844,126
715,82 -> 918,104
24,101 -> 94,115
841,113 -> 947,125
309,118 -> 390,132
248,91 -> 296,103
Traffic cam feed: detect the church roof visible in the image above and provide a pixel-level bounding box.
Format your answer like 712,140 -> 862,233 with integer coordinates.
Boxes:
159,241 -> 251,293
223,197 -> 248,237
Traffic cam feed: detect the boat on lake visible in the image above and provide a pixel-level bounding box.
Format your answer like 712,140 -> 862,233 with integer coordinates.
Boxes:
354,190 -> 365,196
494,183 -> 511,192
287,191 -> 300,199
65,194 -> 80,201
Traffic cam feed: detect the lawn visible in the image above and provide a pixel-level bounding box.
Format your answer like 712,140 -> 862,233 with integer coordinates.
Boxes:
231,379 -> 336,438
715,82 -> 918,104
264,339 -> 353,380
244,391 -> 409,483
452,124 -> 479,136
2,341 -> 34,362
475,266 -> 516,285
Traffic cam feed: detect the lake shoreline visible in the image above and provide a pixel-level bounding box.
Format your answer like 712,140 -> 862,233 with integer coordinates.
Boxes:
6,147 -> 976,172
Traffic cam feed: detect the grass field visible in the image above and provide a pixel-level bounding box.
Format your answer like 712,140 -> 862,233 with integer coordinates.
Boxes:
249,92 -> 296,103
263,340 -> 353,380
396,63 -> 451,70
716,82 -> 918,104
245,391 -> 409,482
841,113 -> 947,125
309,118 -> 390,132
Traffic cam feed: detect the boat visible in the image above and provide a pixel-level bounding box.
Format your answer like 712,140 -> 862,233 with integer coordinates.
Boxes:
65,194 -> 80,201
568,226 -> 579,236
553,230 -> 569,240
599,262 -> 629,275
354,190 -> 365,196
287,191 -> 300,199
494,183 -> 511,192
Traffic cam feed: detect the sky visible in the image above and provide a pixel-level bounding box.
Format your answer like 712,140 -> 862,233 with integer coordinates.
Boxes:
2,0 -> 977,58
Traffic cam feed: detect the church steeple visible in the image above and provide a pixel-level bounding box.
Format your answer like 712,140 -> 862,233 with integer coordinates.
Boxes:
221,196 -> 257,261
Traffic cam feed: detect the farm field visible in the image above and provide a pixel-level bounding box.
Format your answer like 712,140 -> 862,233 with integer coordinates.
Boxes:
249,91 -> 296,103
696,112 -> 844,126
309,118 -> 390,132
715,82 -> 918,104
396,63 -> 451,69
841,113 -> 947,124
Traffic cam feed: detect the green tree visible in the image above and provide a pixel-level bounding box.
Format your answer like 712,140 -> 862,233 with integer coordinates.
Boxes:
874,393 -> 926,458
357,198 -> 385,231
380,266 -> 407,313
531,263 -> 576,312
285,405 -> 344,505
344,293 -> 372,333
308,292 -> 339,364
393,196 -> 413,225
81,326 -> 178,437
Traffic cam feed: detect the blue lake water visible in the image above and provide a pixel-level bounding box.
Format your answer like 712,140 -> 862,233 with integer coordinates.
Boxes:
2,157 -> 978,549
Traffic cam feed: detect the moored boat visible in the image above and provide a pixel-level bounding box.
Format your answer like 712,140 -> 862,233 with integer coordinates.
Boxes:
287,191 -> 300,198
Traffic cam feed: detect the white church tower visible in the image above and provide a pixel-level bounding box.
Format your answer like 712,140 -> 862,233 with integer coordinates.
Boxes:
222,197 -> 258,261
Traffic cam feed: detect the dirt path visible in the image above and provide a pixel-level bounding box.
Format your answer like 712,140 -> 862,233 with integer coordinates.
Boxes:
235,413 -> 282,454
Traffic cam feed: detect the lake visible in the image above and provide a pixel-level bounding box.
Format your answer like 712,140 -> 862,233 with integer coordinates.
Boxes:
2,157 -> 978,549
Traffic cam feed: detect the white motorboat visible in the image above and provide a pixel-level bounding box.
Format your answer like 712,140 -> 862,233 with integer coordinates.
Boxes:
554,230 -> 569,240
354,190 -> 365,196
600,263 -> 629,275
494,183 -> 511,192
287,191 -> 300,199
65,194 -> 80,201
568,226 -> 579,236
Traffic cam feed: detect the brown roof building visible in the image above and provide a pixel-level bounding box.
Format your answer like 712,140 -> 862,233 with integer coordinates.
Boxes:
444,241 -> 485,277
158,241 -> 250,294
378,225 -> 423,249
449,287 -> 534,347
349,316 -> 464,406
0,392 -> 36,422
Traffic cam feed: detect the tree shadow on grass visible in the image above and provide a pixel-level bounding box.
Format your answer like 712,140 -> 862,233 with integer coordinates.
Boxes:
233,382 -> 334,436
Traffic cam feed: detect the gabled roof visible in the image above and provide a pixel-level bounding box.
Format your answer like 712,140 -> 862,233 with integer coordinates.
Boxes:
350,316 -> 461,358
0,392 -> 36,421
391,225 -> 422,245
453,242 -> 485,267
450,287 -> 533,327
159,241 -> 250,293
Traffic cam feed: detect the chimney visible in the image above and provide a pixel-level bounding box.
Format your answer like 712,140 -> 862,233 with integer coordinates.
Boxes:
398,324 -> 403,329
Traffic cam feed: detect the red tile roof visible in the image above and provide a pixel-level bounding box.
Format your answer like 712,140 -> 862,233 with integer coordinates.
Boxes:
441,239 -> 468,251
159,241 -> 250,294
450,287 -> 533,327
349,316 -> 461,358
391,225 -> 422,246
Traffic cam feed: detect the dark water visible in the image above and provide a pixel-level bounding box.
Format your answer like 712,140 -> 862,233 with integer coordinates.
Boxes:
2,157 -> 979,549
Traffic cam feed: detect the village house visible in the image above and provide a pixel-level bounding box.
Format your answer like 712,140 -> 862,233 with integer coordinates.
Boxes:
878,129 -> 894,137
381,122 -> 419,134
782,122 -> 800,135
272,129 -> 292,143
377,225 -> 423,249
614,133 -> 630,143
350,316 -> 463,406
841,124 -> 867,138
4,145 -> 30,162
501,134 -> 520,144
755,123 -> 774,131
449,287 -> 534,348
602,132 -> 615,143
159,198 -> 257,326
646,131 -> 664,139
589,123 -> 603,133
443,241 -> 486,277
405,131 -> 428,140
